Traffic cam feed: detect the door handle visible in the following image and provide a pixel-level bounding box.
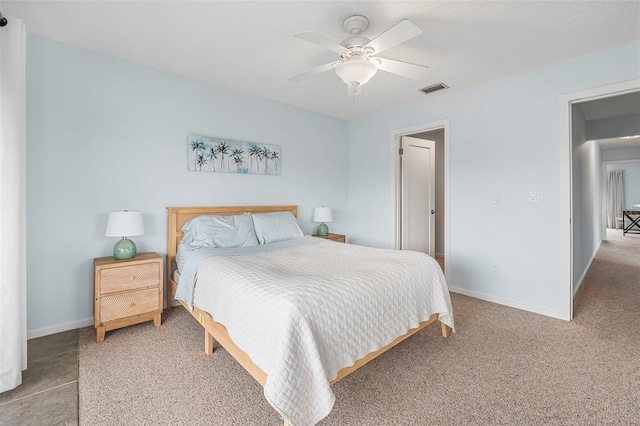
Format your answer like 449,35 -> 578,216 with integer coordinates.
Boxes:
431,210 -> 435,214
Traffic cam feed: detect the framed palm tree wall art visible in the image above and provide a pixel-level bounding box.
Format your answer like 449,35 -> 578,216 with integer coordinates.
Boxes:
187,134 -> 280,175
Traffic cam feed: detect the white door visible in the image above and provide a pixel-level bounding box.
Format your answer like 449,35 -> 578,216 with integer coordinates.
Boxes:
400,136 -> 436,255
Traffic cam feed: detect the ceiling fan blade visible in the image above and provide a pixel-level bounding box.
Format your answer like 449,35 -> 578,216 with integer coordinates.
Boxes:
289,62 -> 338,83
364,19 -> 422,55
294,32 -> 347,54
375,57 -> 428,80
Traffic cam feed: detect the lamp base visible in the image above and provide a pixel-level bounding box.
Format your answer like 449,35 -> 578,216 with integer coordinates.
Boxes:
317,223 -> 329,236
113,238 -> 136,260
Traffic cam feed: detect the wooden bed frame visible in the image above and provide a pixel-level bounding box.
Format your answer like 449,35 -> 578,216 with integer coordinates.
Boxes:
166,205 -> 450,423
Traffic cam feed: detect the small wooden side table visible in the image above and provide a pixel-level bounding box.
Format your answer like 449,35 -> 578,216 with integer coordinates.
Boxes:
94,252 -> 163,342
312,233 -> 346,243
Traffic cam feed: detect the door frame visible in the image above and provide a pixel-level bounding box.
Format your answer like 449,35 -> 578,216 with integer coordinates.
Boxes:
558,79 -> 640,321
391,119 -> 451,284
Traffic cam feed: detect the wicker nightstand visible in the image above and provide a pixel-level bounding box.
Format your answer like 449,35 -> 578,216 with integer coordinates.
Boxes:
312,233 -> 346,243
93,252 -> 163,342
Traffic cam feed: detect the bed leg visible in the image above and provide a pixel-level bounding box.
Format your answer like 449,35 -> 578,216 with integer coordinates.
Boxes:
441,322 -> 451,338
204,330 -> 214,355
283,419 -> 290,426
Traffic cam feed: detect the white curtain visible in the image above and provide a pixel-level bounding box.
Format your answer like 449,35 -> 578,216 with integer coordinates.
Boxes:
606,170 -> 625,229
0,15 -> 27,393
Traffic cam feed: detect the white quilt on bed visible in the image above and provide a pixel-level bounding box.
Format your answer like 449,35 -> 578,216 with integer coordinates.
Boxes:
182,236 -> 454,426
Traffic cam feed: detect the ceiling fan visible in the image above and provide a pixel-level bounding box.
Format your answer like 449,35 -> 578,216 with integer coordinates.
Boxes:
289,15 -> 428,96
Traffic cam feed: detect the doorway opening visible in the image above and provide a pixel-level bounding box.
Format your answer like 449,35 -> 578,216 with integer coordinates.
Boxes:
391,119 -> 451,284
559,79 -> 640,320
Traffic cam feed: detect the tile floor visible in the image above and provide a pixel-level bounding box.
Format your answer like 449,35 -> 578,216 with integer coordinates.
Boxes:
0,329 -> 79,425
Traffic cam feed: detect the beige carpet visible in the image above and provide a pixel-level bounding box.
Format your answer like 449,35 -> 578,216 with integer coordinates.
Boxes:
79,231 -> 639,425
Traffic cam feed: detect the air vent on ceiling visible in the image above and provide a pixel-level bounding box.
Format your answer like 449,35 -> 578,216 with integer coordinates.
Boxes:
419,83 -> 449,95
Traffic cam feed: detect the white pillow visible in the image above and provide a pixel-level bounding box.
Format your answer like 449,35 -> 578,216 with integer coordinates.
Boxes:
181,213 -> 259,250
252,211 -> 304,244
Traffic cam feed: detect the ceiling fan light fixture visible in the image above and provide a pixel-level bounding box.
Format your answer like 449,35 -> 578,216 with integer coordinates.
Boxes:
290,15 -> 427,94
335,57 -> 378,87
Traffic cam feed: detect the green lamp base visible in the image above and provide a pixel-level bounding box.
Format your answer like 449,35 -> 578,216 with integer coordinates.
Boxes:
317,223 -> 329,236
113,238 -> 137,260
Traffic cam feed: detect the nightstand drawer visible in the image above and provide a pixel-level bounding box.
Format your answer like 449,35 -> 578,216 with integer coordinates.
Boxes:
100,287 -> 160,323
100,262 -> 160,294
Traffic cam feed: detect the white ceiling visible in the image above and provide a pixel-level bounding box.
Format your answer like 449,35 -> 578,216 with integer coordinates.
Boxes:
2,1 -> 640,120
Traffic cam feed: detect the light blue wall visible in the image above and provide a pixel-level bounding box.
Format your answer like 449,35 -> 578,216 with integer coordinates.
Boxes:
347,41 -> 640,318
607,161 -> 640,208
572,107 -> 602,293
602,146 -> 640,162
26,36 -> 348,336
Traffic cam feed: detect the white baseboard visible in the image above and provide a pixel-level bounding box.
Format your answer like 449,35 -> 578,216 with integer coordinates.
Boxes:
28,301 -> 181,339
573,240 -> 602,297
449,286 -> 569,321
27,317 -> 94,340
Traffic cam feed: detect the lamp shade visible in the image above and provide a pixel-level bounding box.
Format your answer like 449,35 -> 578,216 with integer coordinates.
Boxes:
105,211 -> 144,237
313,207 -> 332,223
335,56 -> 378,87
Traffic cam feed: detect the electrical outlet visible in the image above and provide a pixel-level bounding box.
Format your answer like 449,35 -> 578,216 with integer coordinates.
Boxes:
492,192 -> 500,204
491,263 -> 500,274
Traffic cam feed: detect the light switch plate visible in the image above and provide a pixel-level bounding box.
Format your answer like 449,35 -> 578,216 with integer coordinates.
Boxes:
529,191 -> 543,202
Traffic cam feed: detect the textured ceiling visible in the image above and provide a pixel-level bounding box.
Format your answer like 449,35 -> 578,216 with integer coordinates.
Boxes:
2,1 -> 640,120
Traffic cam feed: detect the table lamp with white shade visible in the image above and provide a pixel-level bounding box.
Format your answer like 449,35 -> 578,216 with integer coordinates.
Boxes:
105,210 -> 144,260
313,206 -> 332,237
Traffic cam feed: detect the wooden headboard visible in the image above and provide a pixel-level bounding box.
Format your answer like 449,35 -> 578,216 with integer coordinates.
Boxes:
165,205 -> 298,309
